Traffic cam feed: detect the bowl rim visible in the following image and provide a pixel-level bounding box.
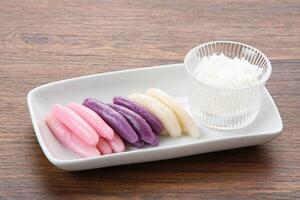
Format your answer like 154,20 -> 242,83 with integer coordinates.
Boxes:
184,40 -> 272,91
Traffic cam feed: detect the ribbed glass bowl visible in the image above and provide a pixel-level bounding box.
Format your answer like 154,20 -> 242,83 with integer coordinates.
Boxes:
184,41 -> 272,130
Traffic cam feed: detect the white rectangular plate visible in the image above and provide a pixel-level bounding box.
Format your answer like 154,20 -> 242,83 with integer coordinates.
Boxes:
27,63 -> 283,171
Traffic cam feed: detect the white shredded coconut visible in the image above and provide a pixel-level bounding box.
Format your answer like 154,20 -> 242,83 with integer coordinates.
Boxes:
194,53 -> 263,89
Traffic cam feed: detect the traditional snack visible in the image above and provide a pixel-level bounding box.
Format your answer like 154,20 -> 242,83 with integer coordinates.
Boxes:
45,88 -> 200,158
52,104 -> 99,146
106,134 -> 125,153
146,88 -> 200,137
113,96 -> 163,134
83,98 -> 139,144
46,114 -> 100,157
67,102 -> 114,140
129,93 -> 182,137
109,103 -> 157,145
96,137 -> 113,155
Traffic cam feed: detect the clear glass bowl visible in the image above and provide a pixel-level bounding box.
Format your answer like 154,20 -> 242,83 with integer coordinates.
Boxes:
184,41 -> 272,130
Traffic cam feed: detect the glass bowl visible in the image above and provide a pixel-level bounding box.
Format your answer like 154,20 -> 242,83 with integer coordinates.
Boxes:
184,41 -> 272,130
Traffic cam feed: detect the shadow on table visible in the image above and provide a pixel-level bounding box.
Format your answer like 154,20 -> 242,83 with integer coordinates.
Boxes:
33,144 -> 277,196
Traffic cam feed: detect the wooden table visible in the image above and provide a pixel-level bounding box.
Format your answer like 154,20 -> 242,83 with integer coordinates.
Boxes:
1,0 -> 299,199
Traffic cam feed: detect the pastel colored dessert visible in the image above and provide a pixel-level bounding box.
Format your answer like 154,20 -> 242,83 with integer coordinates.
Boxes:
129,93 -> 182,137
97,137 -> 113,155
109,103 -> 158,146
52,104 -> 99,146
146,88 -> 200,138
67,102 -> 125,153
45,87 -> 200,158
149,136 -> 159,146
106,133 -> 125,153
83,98 -> 139,144
113,96 -> 163,134
131,140 -> 145,148
46,114 -> 100,158
67,102 -> 114,140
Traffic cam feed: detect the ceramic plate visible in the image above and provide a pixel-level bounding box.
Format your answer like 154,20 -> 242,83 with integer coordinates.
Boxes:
27,63 -> 283,170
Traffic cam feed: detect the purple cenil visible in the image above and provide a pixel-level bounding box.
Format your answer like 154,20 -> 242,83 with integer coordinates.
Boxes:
113,96 -> 164,134
109,103 -> 157,145
131,140 -> 145,148
83,98 -> 138,144
149,136 -> 159,146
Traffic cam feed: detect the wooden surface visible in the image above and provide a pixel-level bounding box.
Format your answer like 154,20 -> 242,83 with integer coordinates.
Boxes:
0,0 -> 299,199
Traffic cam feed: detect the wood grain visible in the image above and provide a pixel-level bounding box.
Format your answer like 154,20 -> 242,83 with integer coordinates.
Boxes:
0,0 -> 299,199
